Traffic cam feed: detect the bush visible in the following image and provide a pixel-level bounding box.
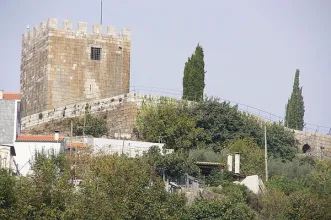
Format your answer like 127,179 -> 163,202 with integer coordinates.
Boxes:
224,137 -> 265,176
185,198 -> 257,220
189,148 -> 224,162
73,114 -> 107,138
268,157 -> 314,179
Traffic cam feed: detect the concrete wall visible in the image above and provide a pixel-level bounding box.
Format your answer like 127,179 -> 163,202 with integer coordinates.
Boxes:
0,100 -> 19,144
87,138 -> 173,157
21,18 -> 131,117
14,141 -> 63,176
294,130 -> 331,157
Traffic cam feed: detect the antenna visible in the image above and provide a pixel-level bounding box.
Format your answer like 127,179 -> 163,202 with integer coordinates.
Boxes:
100,0 -> 103,25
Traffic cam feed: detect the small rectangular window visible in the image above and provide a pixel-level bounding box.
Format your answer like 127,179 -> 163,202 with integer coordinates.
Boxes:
91,47 -> 101,60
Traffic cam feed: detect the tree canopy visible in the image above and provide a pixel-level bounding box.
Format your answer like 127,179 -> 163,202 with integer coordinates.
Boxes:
285,69 -> 305,130
182,44 -> 206,101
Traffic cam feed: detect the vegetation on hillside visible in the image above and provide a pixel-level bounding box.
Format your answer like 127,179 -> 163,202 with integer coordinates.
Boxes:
2,149 -> 331,219
285,69 -> 305,130
136,97 -> 297,161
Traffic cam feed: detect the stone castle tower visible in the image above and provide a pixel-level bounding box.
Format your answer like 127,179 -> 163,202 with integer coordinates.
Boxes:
20,18 -> 131,117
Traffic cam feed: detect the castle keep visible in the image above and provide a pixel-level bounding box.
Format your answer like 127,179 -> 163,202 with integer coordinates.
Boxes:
20,18 -> 131,117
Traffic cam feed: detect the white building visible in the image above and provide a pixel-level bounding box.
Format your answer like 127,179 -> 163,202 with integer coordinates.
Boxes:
0,90 -> 21,145
14,134 -> 64,176
86,138 -> 173,157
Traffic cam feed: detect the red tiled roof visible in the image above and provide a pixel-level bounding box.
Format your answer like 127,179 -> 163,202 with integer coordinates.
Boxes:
16,135 -> 64,142
3,93 -> 20,100
66,142 -> 87,148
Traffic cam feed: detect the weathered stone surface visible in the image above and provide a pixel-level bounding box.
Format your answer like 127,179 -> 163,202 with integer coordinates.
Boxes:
21,18 -> 131,118
0,100 -> 17,144
294,130 -> 331,157
21,93 -> 165,139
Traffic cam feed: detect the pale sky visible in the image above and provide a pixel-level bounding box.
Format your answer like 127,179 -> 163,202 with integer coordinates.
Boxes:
0,0 -> 330,131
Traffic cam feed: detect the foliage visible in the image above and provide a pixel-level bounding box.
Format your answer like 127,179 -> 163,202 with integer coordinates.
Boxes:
260,158 -> 331,220
260,189 -> 292,220
144,146 -> 199,179
215,183 -> 250,203
266,175 -> 305,195
268,157 -> 314,179
0,169 -> 16,219
225,137 -> 265,176
75,154 -> 186,220
182,44 -> 205,102
0,150 -> 188,219
136,96 -> 296,161
136,99 -> 202,150
185,197 -> 257,220
73,103 -> 108,138
12,151 -> 75,219
193,98 -> 296,160
285,69 -> 305,130
205,169 -> 234,187
189,148 -> 224,162
194,97 -> 245,151
265,122 -> 297,160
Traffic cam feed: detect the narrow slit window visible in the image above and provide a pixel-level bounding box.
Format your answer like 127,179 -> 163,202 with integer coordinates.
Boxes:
91,47 -> 101,60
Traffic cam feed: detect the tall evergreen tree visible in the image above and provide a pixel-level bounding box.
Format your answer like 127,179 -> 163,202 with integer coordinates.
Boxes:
285,69 -> 305,130
182,44 -> 206,101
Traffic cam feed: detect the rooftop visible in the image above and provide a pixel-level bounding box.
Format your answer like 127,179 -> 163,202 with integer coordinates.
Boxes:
1,92 -> 21,100
16,135 -> 64,142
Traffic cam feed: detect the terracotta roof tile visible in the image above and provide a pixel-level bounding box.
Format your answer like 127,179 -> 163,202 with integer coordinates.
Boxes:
16,135 -> 64,142
66,142 -> 87,148
3,93 -> 20,100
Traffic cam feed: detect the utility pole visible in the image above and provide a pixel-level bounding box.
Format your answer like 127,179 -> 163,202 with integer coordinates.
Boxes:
70,120 -> 73,154
264,124 -> 268,182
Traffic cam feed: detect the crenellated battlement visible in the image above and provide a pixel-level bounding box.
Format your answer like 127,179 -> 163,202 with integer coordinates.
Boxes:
23,18 -> 131,41
21,17 -> 131,118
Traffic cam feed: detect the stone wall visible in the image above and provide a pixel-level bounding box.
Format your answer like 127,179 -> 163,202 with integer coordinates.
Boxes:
294,130 -> 331,157
0,100 -> 18,144
21,93 -> 166,139
21,18 -> 131,117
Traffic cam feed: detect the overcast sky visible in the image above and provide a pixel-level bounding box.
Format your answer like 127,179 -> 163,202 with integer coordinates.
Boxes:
0,0 -> 330,131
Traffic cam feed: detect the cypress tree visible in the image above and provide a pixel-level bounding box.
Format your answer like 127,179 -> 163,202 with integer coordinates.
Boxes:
182,44 -> 205,101
285,69 -> 305,130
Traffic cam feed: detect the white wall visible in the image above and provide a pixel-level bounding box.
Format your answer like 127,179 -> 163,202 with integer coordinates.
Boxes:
87,138 -> 172,157
14,142 -> 62,176
0,145 -> 12,170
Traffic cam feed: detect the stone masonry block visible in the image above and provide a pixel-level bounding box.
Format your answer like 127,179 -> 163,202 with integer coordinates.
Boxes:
120,28 -> 131,40
107,26 -> 116,36
93,24 -> 102,34
77,22 -> 87,34
47,18 -> 58,29
63,20 -> 73,31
